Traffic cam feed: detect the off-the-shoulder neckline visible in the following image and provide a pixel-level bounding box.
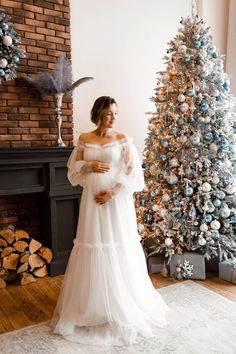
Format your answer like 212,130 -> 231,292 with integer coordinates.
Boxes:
78,136 -> 133,149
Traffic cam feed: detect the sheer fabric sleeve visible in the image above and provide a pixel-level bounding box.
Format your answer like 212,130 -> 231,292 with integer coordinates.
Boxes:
115,138 -> 145,193
67,143 -> 91,187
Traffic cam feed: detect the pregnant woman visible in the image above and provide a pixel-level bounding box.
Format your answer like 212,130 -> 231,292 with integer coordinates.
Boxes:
51,96 -> 167,346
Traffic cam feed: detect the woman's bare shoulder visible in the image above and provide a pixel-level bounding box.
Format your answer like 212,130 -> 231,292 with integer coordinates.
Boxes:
115,132 -> 127,140
78,132 -> 94,143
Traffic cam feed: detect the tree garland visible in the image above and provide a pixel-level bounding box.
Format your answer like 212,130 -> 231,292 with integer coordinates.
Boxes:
0,9 -> 26,83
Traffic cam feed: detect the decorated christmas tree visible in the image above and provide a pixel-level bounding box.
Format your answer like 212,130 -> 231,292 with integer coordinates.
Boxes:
135,14 -> 236,261
0,9 -> 25,83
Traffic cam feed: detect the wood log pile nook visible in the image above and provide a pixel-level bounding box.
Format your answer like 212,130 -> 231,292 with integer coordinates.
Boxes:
0,225 -> 53,287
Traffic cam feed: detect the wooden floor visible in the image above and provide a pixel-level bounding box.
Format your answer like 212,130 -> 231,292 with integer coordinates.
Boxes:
0,273 -> 235,335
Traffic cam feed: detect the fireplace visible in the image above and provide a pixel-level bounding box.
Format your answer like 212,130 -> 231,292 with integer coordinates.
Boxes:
0,147 -> 82,276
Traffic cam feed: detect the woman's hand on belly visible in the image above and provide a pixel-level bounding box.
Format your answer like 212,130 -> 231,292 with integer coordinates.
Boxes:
94,189 -> 113,204
90,160 -> 110,173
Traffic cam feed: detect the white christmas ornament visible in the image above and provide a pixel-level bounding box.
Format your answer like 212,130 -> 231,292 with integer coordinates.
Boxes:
0,58 -> 8,68
210,220 -> 221,230
2,35 -> 13,47
200,224 -> 208,232
198,237 -> 206,246
170,158 -> 179,167
202,182 -> 211,192
162,193 -> 171,202
152,204 -> 158,211
209,143 -> 218,152
180,102 -> 189,112
204,117 -> 211,123
177,94 -> 185,103
219,207 -> 230,218
179,135 -> 187,143
137,223 -> 144,232
167,174 -> 178,185
178,44 -> 187,53
225,185 -> 236,194
191,135 -> 200,145
165,237 -> 173,246
212,175 -> 220,184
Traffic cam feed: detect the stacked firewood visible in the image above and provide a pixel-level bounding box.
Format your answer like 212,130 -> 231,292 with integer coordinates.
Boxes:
0,226 -> 52,287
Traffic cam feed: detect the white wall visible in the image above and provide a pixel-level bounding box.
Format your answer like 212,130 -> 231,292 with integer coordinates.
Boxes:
70,0 -> 191,153
226,0 -> 236,95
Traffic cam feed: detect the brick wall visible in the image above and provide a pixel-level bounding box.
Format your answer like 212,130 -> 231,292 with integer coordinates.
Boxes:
0,0 -> 73,233
0,0 -> 73,148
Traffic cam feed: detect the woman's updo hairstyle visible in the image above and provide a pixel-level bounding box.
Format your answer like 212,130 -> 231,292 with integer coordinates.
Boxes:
91,96 -> 117,125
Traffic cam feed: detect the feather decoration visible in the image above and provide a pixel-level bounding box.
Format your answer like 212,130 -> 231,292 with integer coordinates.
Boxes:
54,56 -> 73,94
24,56 -> 93,96
24,72 -> 58,96
64,77 -> 94,96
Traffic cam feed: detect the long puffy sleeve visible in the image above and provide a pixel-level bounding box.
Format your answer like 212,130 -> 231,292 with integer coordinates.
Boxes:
67,143 -> 91,187
115,138 -> 145,193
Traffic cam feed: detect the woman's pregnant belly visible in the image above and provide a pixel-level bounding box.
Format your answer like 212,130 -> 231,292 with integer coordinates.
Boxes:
85,165 -> 120,193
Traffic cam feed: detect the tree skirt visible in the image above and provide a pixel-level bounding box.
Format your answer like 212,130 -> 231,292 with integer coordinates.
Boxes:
0,281 -> 236,354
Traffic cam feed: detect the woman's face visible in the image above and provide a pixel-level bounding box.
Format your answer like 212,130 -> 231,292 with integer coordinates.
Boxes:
99,103 -> 118,128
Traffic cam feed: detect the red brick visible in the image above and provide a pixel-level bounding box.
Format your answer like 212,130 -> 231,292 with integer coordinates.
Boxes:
0,141 -> 10,148
27,60 -> 48,69
63,12 -> 70,20
8,114 -> 29,120
7,87 -> 28,93
8,128 -> 30,134
30,114 -> 49,120
0,135 -> 21,141
25,32 -> 45,41
11,141 -> 32,148
35,13 -> 55,22
1,0 -> 22,8
0,121 -> 18,127
34,0 -> 54,9
0,100 -> 7,107
23,4 -> 43,13
0,93 -> 18,100
55,31 -> 70,39
7,101 -> 29,107
30,101 -> 49,108
36,40 -> 56,49
42,134 -> 57,140
27,46 -> 47,54
19,121 -> 39,127
22,134 -> 42,140
38,54 -> 56,62
13,8 -> 35,18
31,141 -> 52,147
11,15 -> 25,24
44,8 -> 63,17
14,23 -> 36,32
55,17 -> 69,26
36,27 -> 55,36
30,128 -> 49,134
25,18 -> 46,27
46,35 -> 64,44
19,107 -> 39,114
21,38 -> 36,46
47,22 -> 65,31
39,121 -> 56,128
56,43 -> 70,51
47,49 -> 65,57
0,128 -> 8,134
54,4 -> 69,13
40,108 -> 55,114
0,107 -> 18,113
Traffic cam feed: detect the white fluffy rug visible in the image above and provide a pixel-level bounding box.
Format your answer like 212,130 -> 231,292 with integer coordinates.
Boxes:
0,281 -> 236,354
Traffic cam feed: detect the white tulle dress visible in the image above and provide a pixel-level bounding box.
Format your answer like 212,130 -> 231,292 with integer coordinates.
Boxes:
51,135 -> 168,346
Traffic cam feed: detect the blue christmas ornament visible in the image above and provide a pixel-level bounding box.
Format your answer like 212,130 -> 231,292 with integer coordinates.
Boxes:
193,39 -> 201,48
13,55 -> 20,64
207,46 -> 215,54
196,56 -> 203,65
184,186 -> 194,197
200,101 -> 209,112
160,153 -> 167,161
230,215 -> 236,224
213,199 -> 221,207
173,199 -> 180,207
215,96 -> 221,101
172,192 -> 177,198
219,138 -> 229,149
186,88 -> 195,97
212,131 -> 220,141
164,116 -> 173,123
170,127 -> 178,135
211,232 -> 220,241
203,131 -> 213,141
140,199 -> 146,206
212,53 -> 217,59
188,117 -> 194,124
217,191 -> 226,200
204,214 -> 213,223
149,191 -> 156,197
214,159 -> 223,170
145,213 -> 153,223
183,54 -> 191,63
0,69 -> 5,77
177,118 -> 185,126
175,212 -> 183,220
156,173 -> 163,180
223,82 -> 229,91
1,23 -> 9,31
